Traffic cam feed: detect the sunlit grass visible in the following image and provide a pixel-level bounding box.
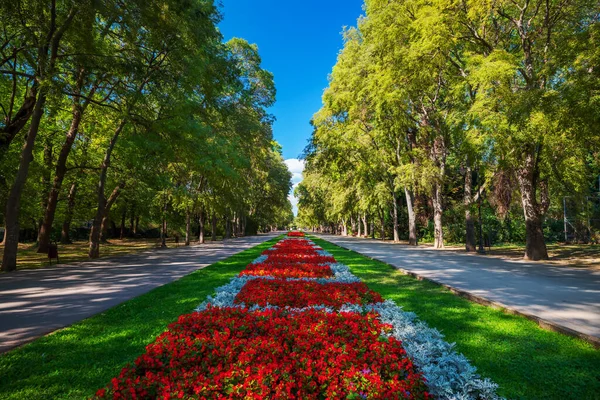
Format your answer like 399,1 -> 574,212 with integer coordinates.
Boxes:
0,236 -> 281,399
311,236 -> 600,400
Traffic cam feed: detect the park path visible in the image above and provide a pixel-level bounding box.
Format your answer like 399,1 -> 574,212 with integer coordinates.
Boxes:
0,233 -> 279,353
315,234 -> 600,344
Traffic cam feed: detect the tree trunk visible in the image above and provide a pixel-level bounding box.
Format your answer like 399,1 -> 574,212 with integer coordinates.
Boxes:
185,208 -> 191,246
129,203 -> 135,238
516,149 -> 549,260
134,216 -> 139,235
379,209 -> 385,240
225,214 -> 231,239
433,180 -> 444,249
160,196 -> 167,248
37,136 -> 53,247
2,89 -> 50,271
464,165 -> 476,252
357,215 -> 362,237
89,121 -> 127,259
211,213 -> 217,241
61,182 -> 77,244
341,218 -> 347,236
0,92 -> 37,161
100,184 -> 123,243
1,4 -> 76,271
120,209 -> 126,240
392,193 -> 400,242
362,214 -> 368,237
37,69 -> 93,253
392,192 -> 400,243
198,209 -> 205,244
404,187 -> 418,245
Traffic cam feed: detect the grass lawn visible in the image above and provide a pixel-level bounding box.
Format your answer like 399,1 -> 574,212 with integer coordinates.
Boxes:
0,235 -> 281,400
311,236 -> 600,400
0,237 -> 223,272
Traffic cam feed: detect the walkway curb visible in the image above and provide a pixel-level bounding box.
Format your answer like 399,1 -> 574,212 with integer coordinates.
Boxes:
317,236 -> 600,350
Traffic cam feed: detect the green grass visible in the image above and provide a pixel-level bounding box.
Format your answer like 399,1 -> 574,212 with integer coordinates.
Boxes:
310,236 -> 600,400
0,236 -> 281,400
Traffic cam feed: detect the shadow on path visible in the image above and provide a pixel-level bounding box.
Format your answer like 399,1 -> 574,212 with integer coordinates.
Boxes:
0,234 -> 278,352
316,234 -> 600,341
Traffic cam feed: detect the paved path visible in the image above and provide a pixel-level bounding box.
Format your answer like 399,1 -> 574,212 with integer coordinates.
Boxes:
316,234 -> 600,343
0,233 -> 279,353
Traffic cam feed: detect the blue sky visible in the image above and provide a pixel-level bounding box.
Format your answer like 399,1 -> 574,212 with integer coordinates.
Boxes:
218,0 -> 364,213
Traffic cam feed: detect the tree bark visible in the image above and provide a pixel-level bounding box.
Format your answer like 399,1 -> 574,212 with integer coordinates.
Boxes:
392,193 -> 400,242
211,213 -> 217,241
160,196 -> 167,247
516,148 -> 549,260
225,214 -> 231,239
404,187 -> 418,245
37,69 -> 94,253
433,180 -> 444,249
134,216 -> 139,235
100,184 -> 123,243
119,209 -> 126,240
464,165 -> 476,252
0,92 -> 37,160
379,208 -> 386,240
361,214 -> 368,237
432,134 -> 446,249
198,209 -> 205,244
357,215 -> 362,237
2,91 -> 50,271
61,181 -> 77,244
37,136 -> 54,246
184,208 -> 191,246
2,4 -> 77,271
129,203 -> 135,238
89,120 -> 127,259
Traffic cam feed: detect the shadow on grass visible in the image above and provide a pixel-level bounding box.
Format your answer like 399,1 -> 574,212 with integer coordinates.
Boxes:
0,237 -> 281,400
313,237 -> 600,400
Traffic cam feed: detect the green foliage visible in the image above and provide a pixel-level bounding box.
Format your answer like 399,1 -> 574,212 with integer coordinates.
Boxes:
298,0 -> 600,254
0,1 -> 291,262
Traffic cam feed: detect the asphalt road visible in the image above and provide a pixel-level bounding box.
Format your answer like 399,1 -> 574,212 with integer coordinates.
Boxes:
0,233 -> 279,353
316,234 -> 600,342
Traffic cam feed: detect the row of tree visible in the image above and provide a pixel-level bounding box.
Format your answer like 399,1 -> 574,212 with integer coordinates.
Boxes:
0,0 -> 293,272
296,0 -> 599,260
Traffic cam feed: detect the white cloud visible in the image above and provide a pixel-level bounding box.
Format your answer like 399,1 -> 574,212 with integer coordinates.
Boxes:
284,159 -> 305,215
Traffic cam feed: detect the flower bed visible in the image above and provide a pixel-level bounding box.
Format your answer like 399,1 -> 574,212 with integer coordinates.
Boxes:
287,231 -> 305,237
235,278 -> 383,308
95,307 -> 430,399
262,253 -> 336,265
240,262 -> 334,278
96,235 -> 502,400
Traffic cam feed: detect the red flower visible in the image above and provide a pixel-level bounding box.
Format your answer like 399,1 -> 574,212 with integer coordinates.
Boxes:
235,278 -> 383,308
94,308 -> 430,399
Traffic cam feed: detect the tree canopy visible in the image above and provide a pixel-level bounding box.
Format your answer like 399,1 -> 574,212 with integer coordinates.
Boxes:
1,0 -> 293,271
297,0 -> 600,260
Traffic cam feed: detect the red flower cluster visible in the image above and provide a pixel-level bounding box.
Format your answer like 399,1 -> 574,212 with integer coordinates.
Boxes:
235,278 -> 384,308
94,307 -> 430,399
263,253 -> 336,265
240,262 -> 334,278
287,231 -> 305,237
